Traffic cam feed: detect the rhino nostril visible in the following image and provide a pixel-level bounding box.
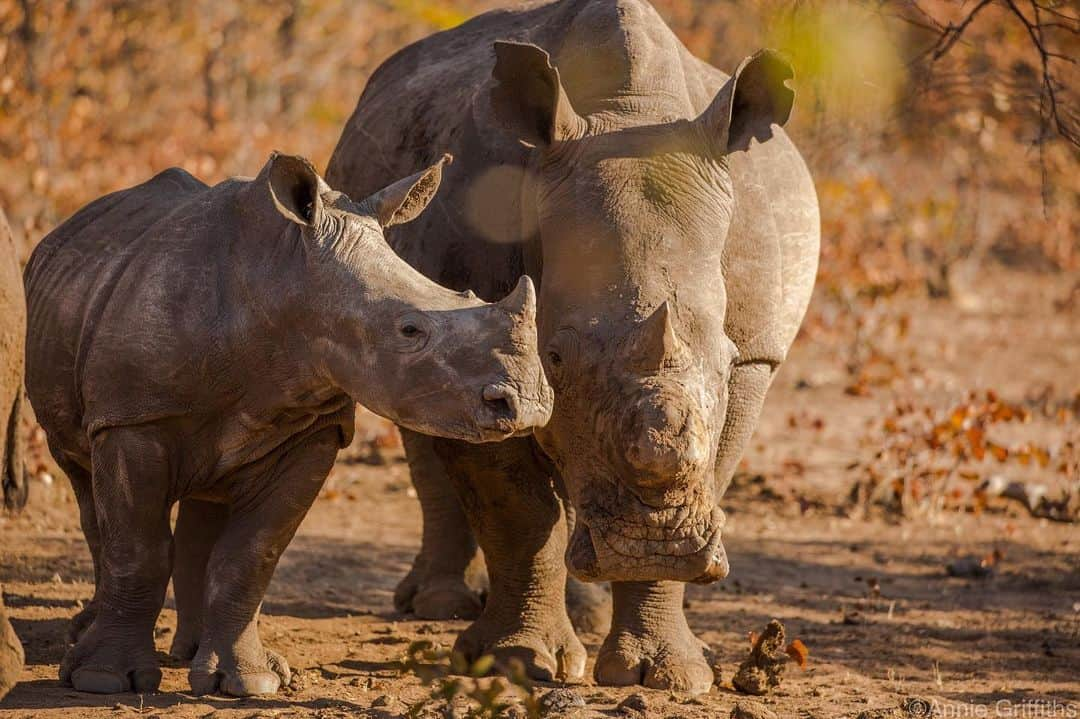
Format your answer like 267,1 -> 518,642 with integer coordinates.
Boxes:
481,384 -> 518,421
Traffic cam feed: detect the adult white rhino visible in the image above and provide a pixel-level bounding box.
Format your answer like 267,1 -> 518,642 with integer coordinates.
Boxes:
328,0 -> 819,693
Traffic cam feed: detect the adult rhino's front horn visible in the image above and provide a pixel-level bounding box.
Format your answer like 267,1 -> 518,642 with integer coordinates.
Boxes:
625,301 -> 691,373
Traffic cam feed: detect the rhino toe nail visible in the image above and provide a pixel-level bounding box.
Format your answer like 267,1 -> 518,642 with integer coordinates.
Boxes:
222,671 -> 281,697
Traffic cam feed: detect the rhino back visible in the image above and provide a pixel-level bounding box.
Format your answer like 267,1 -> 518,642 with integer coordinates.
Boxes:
329,0 -> 819,349
24,168 -> 223,449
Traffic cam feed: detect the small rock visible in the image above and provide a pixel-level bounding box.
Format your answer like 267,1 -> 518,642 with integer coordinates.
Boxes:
946,555 -> 994,579
51,572 -> 63,584
616,693 -> 648,716
540,688 -> 586,715
371,694 -> 393,708
731,701 -> 779,719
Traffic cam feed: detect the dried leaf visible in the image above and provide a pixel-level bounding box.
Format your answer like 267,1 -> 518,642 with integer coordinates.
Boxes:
785,639 -> 810,669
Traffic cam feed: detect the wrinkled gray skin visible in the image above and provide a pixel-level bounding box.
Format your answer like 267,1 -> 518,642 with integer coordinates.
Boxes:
0,208 -> 28,699
328,0 -> 819,693
24,153 -> 553,697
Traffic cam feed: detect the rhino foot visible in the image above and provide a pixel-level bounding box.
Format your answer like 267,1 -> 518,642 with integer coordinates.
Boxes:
189,644 -> 290,697
594,624 -> 713,694
60,623 -> 160,694
394,567 -> 484,620
565,578 -> 611,635
454,615 -> 586,683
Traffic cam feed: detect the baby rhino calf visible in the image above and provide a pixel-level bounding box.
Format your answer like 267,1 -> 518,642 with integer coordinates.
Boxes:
24,153 -> 553,697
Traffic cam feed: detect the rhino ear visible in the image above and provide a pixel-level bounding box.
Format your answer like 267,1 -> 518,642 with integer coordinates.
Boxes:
490,41 -> 586,146
361,154 -> 452,228
700,50 -> 794,154
267,152 -> 324,227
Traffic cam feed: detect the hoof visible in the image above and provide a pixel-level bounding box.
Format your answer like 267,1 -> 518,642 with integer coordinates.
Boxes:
412,582 -> 484,620
396,571 -> 483,620
70,666 -> 161,694
222,670 -> 282,697
454,621 -> 586,682
190,647 -> 290,697
594,633 -> 713,694
61,622 -> 160,695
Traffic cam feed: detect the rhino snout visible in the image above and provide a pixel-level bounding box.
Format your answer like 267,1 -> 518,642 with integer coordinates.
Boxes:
624,396 -> 709,486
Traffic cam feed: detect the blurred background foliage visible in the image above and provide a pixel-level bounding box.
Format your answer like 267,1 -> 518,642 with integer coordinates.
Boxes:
0,0 -> 1076,299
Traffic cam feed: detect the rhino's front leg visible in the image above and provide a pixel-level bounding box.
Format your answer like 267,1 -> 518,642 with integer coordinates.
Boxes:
595,581 -> 713,693
170,498 -> 229,660
594,364 -> 774,694
59,429 -> 173,694
436,437 -> 586,682
394,430 -> 484,620
188,427 -> 338,697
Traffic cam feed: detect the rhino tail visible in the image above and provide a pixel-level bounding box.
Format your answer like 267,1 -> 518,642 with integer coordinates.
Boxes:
3,386 -> 28,512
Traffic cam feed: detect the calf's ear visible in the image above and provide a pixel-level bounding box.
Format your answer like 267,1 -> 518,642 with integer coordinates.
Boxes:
267,152 -> 324,227
699,50 -> 795,154
490,41 -> 586,146
362,154 -> 452,228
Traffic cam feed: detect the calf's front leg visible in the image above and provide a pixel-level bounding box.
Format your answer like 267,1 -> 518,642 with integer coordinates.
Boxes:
60,428 -> 173,694
188,427 -> 338,697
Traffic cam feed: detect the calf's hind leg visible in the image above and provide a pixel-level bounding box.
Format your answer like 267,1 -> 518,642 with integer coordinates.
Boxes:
170,498 -> 228,660
188,427 -> 338,697
57,459 -> 101,644
60,429 -> 173,694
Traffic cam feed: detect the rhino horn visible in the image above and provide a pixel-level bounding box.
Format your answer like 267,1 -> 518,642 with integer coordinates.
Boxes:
497,275 -> 537,320
630,301 -> 690,372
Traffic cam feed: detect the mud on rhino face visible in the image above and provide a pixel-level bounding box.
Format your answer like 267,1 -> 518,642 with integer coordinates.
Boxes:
488,42 -> 795,582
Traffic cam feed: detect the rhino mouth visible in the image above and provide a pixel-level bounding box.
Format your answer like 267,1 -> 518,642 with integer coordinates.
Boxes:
567,503 -> 728,584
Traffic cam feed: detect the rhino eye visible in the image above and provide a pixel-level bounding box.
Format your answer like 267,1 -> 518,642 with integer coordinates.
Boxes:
547,350 -> 563,367
394,312 -> 432,353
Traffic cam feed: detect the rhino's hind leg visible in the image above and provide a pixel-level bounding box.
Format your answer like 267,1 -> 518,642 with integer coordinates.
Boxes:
188,428 -> 337,697
60,429 -> 172,694
438,438 -> 586,682
170,498 -> 228,661
595,581 -> 714,694
394,430 -> 484,620
60,460 -> 101,644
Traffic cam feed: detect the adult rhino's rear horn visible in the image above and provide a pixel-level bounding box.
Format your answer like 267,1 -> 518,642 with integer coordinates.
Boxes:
497,275 -> 537,320
627,301 -> 691,373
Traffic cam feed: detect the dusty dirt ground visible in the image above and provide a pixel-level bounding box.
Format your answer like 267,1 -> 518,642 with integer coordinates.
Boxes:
1,268 -> 1077,719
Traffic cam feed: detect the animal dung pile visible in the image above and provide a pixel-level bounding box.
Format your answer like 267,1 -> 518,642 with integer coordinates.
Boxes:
732,619 -> 789,695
